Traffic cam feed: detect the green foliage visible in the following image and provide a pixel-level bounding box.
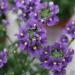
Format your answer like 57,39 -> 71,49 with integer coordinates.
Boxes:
0,43 -> 5,50
0,25 -> 6,50
54,0 -> 75,20
0,41 -> 50,75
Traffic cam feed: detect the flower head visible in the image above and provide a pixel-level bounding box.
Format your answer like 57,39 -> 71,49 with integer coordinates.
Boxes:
40,43 -> 74,71
30,1 -> 59,26
17,19 -> 47,56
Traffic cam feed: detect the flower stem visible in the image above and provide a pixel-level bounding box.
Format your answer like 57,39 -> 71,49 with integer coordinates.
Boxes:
69,38 -> 75,46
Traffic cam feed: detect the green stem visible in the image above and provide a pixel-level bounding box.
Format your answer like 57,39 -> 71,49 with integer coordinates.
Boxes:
31,57 -> 35,63
7,41 -> 18,48
69,38 -> 75,46
25,57 -> 35,71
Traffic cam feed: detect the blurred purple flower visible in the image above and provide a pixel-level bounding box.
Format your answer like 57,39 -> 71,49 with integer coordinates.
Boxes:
0,0 -> 9,14
64,20 -> 75,38
14,0 -> 40,10
0,49 -> 8,68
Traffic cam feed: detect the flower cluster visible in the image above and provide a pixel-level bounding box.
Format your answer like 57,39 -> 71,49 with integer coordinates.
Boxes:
0,49 -> 8,68
17,19 -> 47,56
0,0 -> 74,75
40,43 -> 74,74
16,1 -> 74,75
17,19 -> 74,75
30,1 -> 59,26
14,0 -> 59,26
14,0 -> 41,21
39,20 -> 75,75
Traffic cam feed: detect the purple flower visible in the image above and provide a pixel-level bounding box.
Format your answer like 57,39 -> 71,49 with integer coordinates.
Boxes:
30,1 -> 59,26
14,0 -> 26,9
14,0 -> 41,11
18,9 -> 30,21
59,35 -> 69,46
46,15 -> 59,26
17,19 -> 47,56
40,43 -> 74,72
25,0 -> 41,12
28,41 -> 43,56
64,20 -> 75,38
0,49 -> 8,68
0,0 -> 9,14
14,0 -> 41,21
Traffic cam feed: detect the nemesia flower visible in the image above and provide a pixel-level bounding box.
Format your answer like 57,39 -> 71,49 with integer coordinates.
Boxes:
24,0 -> 41,12
0,0 -> 9,14
59,35 -> 69,46
30,1 -> 59,26
14,0 -> 41,21
64,20 -> 75,38
40,43 -> 74,72
17,19 -> 47,56
0,49 -> 8,68
46,15 -> 59,26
